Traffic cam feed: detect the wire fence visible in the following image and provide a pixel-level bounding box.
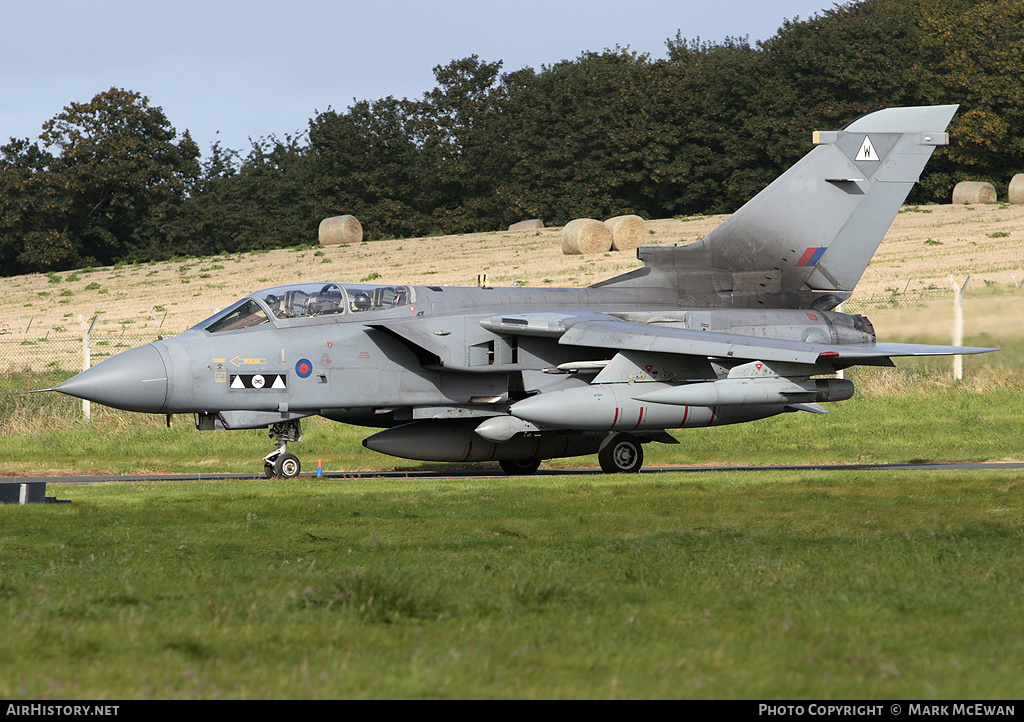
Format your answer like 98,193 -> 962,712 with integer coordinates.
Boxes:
844,280 -> 1023,311
842,289 -> 952,312
1,329 -> 184,393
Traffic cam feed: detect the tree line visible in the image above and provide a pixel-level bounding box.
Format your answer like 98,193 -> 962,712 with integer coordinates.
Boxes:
2,0 -> 1022,275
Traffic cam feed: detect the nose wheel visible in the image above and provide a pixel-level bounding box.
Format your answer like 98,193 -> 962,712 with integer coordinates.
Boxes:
264,449 -> 301,479
264,420 -> 303,479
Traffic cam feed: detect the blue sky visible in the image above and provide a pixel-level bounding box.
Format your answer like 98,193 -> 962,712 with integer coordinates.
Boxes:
2,0 -> 838,155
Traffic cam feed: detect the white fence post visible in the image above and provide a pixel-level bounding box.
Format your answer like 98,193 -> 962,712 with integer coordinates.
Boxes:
948,275 -> 970,381
79,314 -> 98,420
835,302 -> 845,380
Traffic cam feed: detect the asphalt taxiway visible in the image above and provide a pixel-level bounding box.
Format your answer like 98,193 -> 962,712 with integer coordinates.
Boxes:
4,460 -> 1024,485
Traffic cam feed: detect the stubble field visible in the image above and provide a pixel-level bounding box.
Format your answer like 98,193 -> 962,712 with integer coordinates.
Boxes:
1,203 -> 1022,341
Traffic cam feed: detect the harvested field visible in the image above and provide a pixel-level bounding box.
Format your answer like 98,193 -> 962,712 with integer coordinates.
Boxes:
1,204 -> 1022,343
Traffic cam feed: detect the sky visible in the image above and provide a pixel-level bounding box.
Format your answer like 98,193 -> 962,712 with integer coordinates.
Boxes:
1,0 -> 838,155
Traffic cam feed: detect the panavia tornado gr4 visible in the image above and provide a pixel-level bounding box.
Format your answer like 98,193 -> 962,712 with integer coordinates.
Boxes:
51,105 -> 996,476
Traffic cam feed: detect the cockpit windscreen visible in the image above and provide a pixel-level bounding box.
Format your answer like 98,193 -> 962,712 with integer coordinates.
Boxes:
200,282 -> 411,333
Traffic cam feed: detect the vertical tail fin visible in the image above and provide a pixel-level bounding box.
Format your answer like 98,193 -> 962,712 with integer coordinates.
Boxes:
596,105 -> 958,309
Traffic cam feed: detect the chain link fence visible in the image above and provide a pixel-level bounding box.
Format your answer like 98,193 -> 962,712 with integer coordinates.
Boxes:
842,289 -> 952,313
843,276 -> 1024,313
2,328 -> 184,393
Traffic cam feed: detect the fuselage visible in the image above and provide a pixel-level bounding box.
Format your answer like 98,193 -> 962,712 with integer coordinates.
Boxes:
56,280 -> 875,431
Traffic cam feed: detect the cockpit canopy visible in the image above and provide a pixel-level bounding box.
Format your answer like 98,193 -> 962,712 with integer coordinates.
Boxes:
200,282 -> 411,333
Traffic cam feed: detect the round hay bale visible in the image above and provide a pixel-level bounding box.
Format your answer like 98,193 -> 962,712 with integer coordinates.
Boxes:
561,218 -> 612,255
952,181 -> 996,205
318,215 -> 363,245
508,219 -> 545,231
1008,174 -> 1024,205
604,215 -> 646,251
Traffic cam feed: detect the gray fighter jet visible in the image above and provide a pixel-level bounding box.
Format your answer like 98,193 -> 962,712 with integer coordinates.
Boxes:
51,105 -> 996,476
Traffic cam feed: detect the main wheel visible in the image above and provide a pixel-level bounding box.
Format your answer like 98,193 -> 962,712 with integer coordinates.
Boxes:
598,433 -> 643,473
273,453 -> 302,479
499,459 -> 541,476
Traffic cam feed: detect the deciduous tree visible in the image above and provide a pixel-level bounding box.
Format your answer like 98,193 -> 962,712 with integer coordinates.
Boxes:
0,88 -> 199,273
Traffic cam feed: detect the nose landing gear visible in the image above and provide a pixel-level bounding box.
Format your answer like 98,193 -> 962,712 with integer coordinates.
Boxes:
264,420 -> 303,478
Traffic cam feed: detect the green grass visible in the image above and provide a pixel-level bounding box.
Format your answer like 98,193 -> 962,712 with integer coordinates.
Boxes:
2,341 -> 1023,699
3,339 -> 1023,476
3,382 -> 1021,476
2,471 -> 1023,699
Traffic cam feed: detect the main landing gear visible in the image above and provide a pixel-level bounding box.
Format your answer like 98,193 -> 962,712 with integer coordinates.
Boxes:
264,419 -> 303,479
499,459 -> 542,476
495,432 -> 645,476
598,432 -> 644,474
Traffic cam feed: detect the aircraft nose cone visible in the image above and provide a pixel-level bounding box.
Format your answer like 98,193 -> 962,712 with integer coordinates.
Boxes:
56,343 -> 170,413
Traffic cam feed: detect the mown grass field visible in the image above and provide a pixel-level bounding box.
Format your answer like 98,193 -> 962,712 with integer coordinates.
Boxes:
2,343 -> 1023,699
2,469 -> 1023,699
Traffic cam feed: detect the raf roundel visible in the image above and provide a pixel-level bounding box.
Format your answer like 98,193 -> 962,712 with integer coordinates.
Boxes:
295,359 -> 313,379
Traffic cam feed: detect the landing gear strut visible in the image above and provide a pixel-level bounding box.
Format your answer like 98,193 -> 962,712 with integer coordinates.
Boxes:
264,420 -> 303,478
